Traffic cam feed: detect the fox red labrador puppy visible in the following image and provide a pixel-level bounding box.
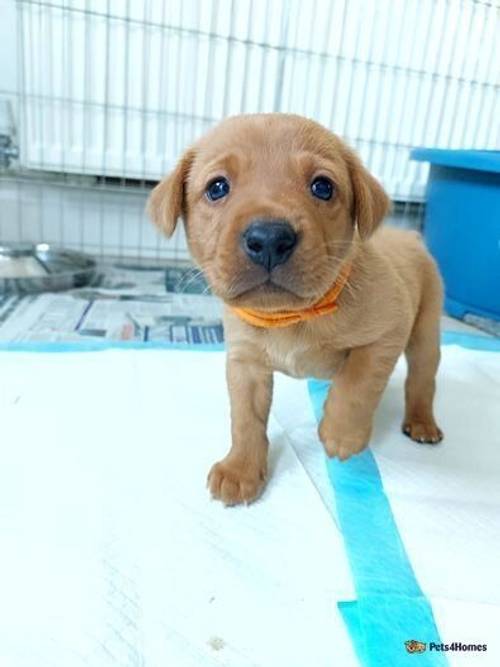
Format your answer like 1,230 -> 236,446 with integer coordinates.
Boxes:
149,113 -> 443,505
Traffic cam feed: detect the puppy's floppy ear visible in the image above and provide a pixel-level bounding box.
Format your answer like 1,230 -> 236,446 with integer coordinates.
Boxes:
346,150 -> 390,240
147,149 -> 194,238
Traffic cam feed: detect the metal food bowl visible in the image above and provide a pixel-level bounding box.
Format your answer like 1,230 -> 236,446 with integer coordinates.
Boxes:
0,243 -> 97,294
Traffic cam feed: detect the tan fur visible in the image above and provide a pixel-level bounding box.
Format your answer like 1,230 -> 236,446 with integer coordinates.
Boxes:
149,114 -> 443,505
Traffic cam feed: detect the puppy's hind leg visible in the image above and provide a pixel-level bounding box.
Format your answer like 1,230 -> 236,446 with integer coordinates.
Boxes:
403,277 -> 444,444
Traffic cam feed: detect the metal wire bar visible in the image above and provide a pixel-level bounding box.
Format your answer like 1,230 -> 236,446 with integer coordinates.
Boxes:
79,0 -> 91,252
119,0 -> 131,259
98,0 -> 112,260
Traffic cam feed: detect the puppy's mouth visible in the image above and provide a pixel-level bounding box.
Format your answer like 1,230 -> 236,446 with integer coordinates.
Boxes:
220,274 -> 318,310
241,279 -> 296,297
207,248 -> 344,310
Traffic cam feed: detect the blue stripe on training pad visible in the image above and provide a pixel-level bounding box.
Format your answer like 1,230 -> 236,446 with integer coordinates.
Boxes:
0,330 -> 496,355
0,340 -> 225,353
308,379 -> 448,667
310,329 -> 500,664
441,331 -> 500,352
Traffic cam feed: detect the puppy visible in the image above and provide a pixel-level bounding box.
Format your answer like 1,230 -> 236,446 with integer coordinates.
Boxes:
149,113 -> 443,506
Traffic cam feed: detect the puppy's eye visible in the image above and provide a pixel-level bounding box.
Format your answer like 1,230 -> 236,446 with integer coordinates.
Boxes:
205,177 -> 230,201
310,176 -> 334,201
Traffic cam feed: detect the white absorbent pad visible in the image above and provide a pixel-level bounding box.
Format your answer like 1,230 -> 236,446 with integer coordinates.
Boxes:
0,339 -> 499,666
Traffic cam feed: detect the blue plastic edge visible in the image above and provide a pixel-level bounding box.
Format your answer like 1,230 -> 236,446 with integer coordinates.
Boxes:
308,332 -> 499,666
411,148 -> 500,174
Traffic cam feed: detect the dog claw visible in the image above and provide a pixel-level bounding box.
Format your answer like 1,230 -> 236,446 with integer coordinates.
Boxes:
403,421 -> 444,445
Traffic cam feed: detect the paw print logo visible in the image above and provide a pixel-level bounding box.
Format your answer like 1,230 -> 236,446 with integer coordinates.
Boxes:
405,640 -> 427,654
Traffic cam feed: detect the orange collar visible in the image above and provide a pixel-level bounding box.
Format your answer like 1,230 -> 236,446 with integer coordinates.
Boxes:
230,262 -> 352,329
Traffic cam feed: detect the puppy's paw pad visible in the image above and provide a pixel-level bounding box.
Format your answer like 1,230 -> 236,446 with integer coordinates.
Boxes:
322,438 -> 367,461
207,460 -> 266,506
320,418 -> 370,461
403,421 -> 443,444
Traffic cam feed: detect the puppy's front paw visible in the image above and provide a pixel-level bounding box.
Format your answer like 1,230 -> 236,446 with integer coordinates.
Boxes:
403,419 -> 443,444
319,418 -> 370,461
207,458 -> 267,506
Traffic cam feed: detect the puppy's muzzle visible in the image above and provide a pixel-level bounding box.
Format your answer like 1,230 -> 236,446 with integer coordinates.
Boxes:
242,220 -> 297,272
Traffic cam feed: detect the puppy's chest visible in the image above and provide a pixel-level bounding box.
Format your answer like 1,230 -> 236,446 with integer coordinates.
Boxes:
264,337 -> 346,380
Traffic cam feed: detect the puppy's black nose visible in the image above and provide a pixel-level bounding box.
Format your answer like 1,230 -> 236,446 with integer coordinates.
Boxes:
242,220 -> 297,271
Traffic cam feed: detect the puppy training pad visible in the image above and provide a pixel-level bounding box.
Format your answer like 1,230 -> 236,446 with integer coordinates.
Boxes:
0,334 -> 499,666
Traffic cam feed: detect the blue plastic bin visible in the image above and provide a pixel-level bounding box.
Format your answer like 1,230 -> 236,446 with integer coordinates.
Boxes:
411,149 -> 500,322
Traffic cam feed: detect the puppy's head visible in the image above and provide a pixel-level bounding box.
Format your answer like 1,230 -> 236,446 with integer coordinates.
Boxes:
148,114 -> 389,310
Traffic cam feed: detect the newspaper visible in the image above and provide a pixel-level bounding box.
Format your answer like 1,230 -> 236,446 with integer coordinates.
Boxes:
2,261 -> 497,344
0,263 -> 224,344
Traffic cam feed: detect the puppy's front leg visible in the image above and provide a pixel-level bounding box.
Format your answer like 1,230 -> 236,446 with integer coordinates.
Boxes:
319,339 -> 402,460
208,354 -> 272,505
